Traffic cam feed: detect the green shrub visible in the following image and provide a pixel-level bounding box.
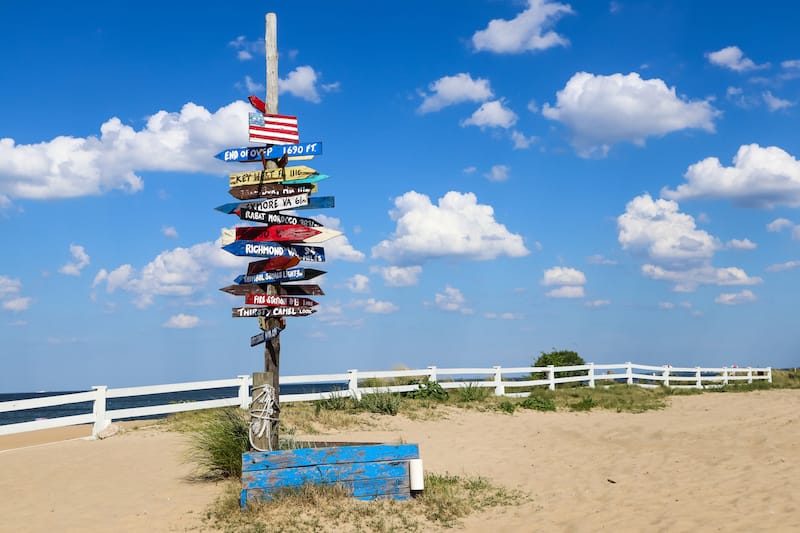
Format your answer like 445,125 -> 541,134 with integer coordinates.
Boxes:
520,395 -> 557,412
498,400 -> 517,414
407,381 -> 448,401
315,391 -> 352,412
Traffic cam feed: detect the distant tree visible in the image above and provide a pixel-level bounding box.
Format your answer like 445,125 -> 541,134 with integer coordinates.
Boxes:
534,349 -> 585,368
532,349 -> 586,384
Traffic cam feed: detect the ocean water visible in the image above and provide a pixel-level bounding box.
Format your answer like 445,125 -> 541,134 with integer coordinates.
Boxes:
0,383 -> 347,426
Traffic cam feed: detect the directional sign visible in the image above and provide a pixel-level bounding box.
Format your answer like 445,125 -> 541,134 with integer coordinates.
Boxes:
236,225 -> 322,243
245,294 -> 317,307
216,194 -> 309,214
247,256 -> 301,275
235,268 -> 326,285
228,183 -> 316,201
232,306 -> 316,318
220,283 -> 325,296
280,173 -> 329,185
214,143 -> 322,163
224,241 -> 325,262
236,209 -> 324,227
229,166 -> 318,187
295,227 -> 342,243
218,196 -> 334,215
250,326 -> 283,347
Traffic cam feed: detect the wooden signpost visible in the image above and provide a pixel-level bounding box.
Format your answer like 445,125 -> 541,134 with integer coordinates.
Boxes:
246,256 -> 301,275
234,267 -> 326,285
232,306 -> 316,318
236,225 -> 322,243
245,294 -> 317,307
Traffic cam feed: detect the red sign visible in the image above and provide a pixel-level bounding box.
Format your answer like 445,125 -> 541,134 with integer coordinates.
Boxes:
245,294 -> 318,307
247,256 -> 301,275
236,225 -> 322,243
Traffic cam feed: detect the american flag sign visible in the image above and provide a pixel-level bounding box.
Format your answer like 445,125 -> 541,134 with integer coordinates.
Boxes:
249,112 -> 299,145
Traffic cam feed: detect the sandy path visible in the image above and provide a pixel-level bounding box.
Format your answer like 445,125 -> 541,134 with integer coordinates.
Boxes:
1,389 -> 797,532
0,427 -> 220,533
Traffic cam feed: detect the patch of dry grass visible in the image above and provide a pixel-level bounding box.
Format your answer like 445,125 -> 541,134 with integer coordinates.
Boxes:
202,471 -> 527,533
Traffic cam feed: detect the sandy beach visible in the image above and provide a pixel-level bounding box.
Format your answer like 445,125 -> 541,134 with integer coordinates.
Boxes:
1,389 -> 797,532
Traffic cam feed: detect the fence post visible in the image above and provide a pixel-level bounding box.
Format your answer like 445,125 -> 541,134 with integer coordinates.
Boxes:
427,365 -> 438,383
237,374 -> 251,409
767,367 -> 773,384
722,367 -> 729,386
587,362 -> 595,389
91,385 -> 109,438
747,367 -> 753,384
547,365 -> 556,391
347,369 -> 362,401
493,366 -> 505,396
662,366 -> 670,388
626,362 -> 633,385
695,367 -> 702,389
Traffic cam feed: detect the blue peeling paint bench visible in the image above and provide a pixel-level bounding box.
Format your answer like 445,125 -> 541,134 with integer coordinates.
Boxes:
240,443 -> 421,506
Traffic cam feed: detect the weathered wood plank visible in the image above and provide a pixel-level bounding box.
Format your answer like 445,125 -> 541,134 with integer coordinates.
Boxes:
242,460 -> 409,489
243,476 -> 411,502
242,443 -> 420,472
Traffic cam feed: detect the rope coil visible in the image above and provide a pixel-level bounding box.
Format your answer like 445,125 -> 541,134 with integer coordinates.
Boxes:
249,383 -> 278,451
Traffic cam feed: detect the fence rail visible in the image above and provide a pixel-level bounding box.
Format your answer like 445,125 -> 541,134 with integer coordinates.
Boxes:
0,362 -> 771,438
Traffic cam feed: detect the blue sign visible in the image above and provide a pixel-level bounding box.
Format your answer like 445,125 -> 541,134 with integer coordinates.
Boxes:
224,241 -> 326,262
215,142 -> 323,162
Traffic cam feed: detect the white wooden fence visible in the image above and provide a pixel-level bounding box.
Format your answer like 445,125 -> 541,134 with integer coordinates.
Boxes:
0,362 -> 772,438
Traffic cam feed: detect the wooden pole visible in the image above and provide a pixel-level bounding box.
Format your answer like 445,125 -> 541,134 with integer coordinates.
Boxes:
250,12 -> 282,452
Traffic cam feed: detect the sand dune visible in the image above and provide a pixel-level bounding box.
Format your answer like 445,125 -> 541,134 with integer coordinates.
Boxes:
1,389 -> 797,532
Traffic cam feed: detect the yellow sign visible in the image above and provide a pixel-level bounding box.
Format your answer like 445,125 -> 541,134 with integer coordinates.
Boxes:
229,166 -> 318,187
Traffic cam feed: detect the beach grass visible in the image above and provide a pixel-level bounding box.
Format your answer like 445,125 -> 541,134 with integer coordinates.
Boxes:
203,472 -> 527,533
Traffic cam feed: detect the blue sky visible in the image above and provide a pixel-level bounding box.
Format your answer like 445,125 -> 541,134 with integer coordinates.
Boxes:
2,1 -> 799,391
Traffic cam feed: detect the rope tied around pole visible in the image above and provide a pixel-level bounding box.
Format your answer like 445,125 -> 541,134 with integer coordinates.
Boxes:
249,382 -> 278,451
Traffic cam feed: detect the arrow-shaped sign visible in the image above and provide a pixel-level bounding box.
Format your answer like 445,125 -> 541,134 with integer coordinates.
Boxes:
228,183 -> 316,201
214,143 -> 323,163
220,283 -> 325,296
245,294 -> 317,307
250,325 -> 283,347
229,166 -> 318,187
236,225 -> 322,243
236,210 -> 323,227
246,256 -> 301,275
216,194 -> 310,214
232,306 -> 316,318
218,196 -> 334,215
223,241 -> 325,262
235,268 -> 326,285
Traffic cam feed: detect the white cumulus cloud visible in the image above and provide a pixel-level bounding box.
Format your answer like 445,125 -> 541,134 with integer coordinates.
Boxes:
162,226 -> 178,239
0,101 -> 251,201
485,165 -> 510,182
542,72 -> 719,157
309,214 -> 365,262
59,244 -> 90,276
715,289 -> 757,305
461,100 -> 518,129
353,298 -> 399,314
279,65 -> 338,103
377,265 -> 423,287
345,274 -> 370,293
433,286 -> 473,314
371,191 -> 529,264
618,194 -> 761,291
546,286 -> 584,298
542,266 -> 586,298
706,46 -> 768,72
763,91 -> 796,112
417,73 -> 493,114
472,0 -> 574,54
766,260 -> 800,272
726,238 -> 756,250
662,144 -> 800,209
163,314 -> 200,328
